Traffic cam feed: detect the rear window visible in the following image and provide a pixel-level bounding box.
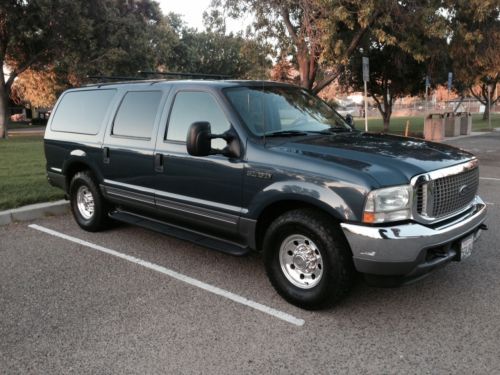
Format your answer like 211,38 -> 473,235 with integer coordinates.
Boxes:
51,89 -> 116,135
112,91 -> 163,139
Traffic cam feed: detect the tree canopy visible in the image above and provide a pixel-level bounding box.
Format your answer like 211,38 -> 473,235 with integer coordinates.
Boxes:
448,0 -> 500,120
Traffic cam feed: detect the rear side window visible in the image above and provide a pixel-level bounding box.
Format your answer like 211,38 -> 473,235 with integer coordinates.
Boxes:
112,91 -> 163,139
51,89 -> 116,135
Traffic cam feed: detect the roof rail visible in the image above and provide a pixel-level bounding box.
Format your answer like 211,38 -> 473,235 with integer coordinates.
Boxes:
83,76 -> 164,87
86,75 -> 146,81
138,71 -> 231,80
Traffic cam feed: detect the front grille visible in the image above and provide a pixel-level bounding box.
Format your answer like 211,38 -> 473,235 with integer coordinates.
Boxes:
416,166 -> 479,219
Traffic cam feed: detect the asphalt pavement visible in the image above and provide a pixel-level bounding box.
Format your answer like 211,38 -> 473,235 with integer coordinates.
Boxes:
1,132 -> 499,374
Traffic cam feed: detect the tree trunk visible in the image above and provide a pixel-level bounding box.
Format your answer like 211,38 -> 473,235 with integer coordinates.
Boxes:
482,102 -> 489,121
0,78 -> 8,139
382,89 -> 392,133
297,53 -> 313,90
383,113 -> 391,132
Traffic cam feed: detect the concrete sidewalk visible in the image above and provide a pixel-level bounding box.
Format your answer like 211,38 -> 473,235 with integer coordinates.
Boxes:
7,126 -> 45,137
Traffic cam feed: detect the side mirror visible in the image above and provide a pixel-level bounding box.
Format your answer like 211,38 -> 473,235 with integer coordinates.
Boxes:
186,121 -> 242,158
186,122 -> 212,157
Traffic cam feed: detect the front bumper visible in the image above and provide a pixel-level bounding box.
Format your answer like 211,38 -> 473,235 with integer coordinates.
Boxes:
340,196 -> 487,278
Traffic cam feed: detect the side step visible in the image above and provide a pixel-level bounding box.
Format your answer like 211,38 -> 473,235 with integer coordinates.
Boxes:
109,210 -> 251,256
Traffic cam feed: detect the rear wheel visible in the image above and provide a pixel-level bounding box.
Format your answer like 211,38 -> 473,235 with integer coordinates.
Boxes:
69,171 -> 110,232
263,209 -> 354,310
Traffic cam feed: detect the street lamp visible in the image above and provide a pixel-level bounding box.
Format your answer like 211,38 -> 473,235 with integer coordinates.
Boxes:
488,82 -> 493,130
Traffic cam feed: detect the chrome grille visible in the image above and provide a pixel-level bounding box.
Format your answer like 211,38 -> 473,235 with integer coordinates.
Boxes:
416,165 -> 479,219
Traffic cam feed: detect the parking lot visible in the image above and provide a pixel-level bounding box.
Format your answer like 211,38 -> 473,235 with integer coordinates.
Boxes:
1,132 -> 499,374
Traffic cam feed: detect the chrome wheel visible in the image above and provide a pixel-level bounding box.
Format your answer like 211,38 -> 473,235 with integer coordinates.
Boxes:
76,185 -> 95,220
279,234 -> 323,289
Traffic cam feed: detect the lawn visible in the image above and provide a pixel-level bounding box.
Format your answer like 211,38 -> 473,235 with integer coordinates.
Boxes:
361,113 -> 500,135
0,136 -> 64,210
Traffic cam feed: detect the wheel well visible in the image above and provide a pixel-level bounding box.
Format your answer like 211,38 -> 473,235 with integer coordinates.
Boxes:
254,200 -> 341,251
65,162 -> 91,191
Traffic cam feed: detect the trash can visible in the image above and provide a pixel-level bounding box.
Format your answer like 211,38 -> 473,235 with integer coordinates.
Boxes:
460,112 -> 472,135
444,112 -> 460,137
424,113 -> 445,141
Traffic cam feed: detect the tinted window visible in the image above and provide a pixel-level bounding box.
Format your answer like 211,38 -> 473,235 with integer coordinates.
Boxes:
167,91 -> 230,148
113,91 -> 163,139
224,87 -> 351,136
51,89 -> 116,135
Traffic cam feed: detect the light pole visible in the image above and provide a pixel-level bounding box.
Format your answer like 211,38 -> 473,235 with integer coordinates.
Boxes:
362,57 -> 369,132
487,83 -> 492,130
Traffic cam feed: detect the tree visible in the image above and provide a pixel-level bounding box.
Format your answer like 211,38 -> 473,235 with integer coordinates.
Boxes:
338,1 -> 448,131
10,67 -> 65,109
448,0 -> 500,121
168,29 -> 271,79
210,0 -> 383,92
2,0 -> 186,133
341,45 -> 428,131
0,0 -> 95,138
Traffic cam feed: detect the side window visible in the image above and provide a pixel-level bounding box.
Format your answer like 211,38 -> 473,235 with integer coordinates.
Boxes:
51,89 -> 116,135
166,91 -> 230,148
112,91 -> 163,139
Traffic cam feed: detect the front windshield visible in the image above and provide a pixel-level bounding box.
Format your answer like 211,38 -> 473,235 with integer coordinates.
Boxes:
224,86 -> 352,136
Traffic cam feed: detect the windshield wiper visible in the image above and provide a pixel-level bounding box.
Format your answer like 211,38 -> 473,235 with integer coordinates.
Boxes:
317,126 -> 352,134
264,130 -> 310,137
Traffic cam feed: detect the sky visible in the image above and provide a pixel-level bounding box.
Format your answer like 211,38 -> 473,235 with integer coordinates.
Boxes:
156,0 -> 249,33
156,0 -> 211,30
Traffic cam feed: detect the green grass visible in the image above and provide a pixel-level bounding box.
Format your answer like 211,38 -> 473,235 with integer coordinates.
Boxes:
0,137 -> 64,210
363,113 -> 500,135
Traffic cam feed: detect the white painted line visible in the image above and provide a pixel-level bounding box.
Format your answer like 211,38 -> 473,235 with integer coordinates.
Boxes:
480,177 -> 500,182
486,202 -> 495,205
28,224 -> 305,327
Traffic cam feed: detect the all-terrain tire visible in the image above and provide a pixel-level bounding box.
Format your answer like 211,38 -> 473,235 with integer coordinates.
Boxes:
263,209 -> 354,310
69,171 -> 111,232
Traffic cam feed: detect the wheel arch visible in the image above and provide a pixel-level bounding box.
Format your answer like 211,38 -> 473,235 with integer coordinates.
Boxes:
62,157 -> 102,193
253,198 -> 347,252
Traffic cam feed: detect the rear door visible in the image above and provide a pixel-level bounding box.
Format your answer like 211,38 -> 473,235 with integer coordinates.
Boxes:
100,89 -> 169,212
153,88 -> 244,239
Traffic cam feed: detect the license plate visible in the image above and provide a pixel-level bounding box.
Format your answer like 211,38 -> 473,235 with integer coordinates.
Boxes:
460,235 -> 474,260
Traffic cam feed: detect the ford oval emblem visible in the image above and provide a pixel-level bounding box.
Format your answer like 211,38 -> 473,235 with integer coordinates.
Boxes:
458,184 -> 469,196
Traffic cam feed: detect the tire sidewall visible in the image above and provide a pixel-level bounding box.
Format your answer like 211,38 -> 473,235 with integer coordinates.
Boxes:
264,211 -> 351,309
69,172 -> 106,231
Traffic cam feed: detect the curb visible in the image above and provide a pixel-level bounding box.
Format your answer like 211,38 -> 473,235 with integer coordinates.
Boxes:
0,200 -> 70,226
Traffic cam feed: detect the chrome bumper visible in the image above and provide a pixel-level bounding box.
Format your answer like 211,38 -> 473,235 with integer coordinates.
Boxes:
341,196 -> 487,276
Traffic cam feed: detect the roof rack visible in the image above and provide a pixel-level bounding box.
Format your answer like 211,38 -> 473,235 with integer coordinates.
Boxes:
83,71 -> 232,87
86,75 -> 146,81
138,71 -> 231,80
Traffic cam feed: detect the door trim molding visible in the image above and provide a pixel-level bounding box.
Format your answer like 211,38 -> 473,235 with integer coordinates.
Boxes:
103,179 -> 247,214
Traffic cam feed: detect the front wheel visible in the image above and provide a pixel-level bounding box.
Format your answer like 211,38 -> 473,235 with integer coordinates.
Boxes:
263,209 -> 354,310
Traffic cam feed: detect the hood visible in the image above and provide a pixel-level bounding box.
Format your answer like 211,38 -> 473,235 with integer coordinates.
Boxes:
269,132 -> 474,187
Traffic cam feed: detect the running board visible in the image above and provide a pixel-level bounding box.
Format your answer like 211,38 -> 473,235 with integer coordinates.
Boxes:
109,210 -> 250,256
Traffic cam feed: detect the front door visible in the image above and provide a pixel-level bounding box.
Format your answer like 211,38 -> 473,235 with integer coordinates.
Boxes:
154,90 -> 244,239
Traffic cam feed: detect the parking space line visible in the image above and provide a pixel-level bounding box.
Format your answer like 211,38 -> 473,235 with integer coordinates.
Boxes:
480,177 -> 500,182
28,224 -> 305,327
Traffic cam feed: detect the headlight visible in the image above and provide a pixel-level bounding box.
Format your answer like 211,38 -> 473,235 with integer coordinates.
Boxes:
363,185 -> 412,223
